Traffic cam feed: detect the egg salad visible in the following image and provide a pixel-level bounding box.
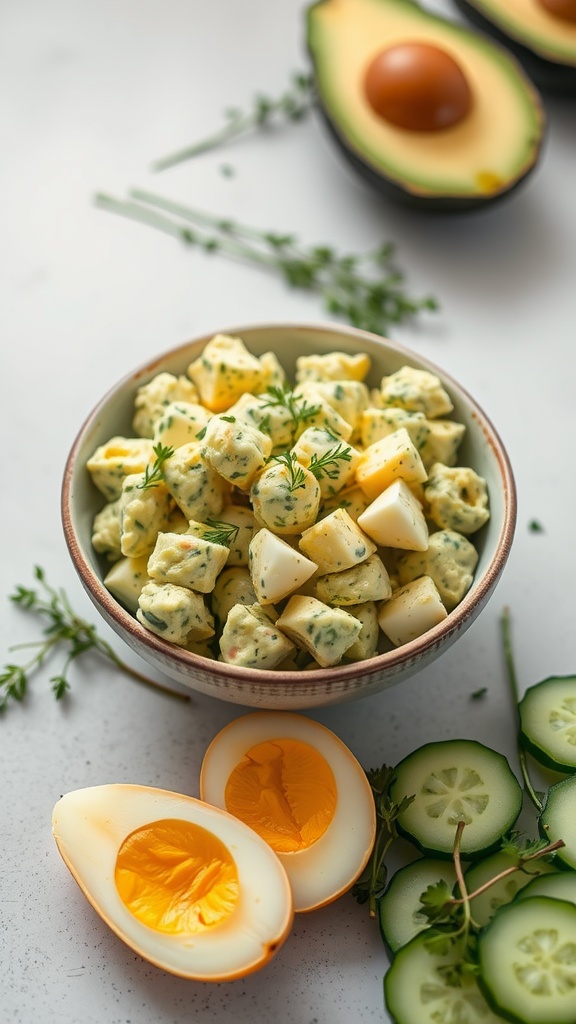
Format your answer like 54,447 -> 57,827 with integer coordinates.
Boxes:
87,333 -> 489,669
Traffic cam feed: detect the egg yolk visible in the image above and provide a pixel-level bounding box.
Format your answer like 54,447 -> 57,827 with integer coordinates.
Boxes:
224,738 -> 337,854
364,42 -> 473,131
115,818 -> 239,934
538,0 -> 576,21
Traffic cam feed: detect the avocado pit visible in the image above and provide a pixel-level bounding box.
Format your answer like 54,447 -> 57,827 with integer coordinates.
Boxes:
364,42 -> 473,131
538,0 -> 576,23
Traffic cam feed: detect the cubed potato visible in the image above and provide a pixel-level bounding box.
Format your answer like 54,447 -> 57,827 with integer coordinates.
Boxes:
276,595 -> 362,667
395,529 -> 479,611
201,414 -> 272,490
425,464 -> 490,535
219,603 -> 295,669
249,528 -> 318,605
380,366 -> 453,418
137,582 -> 214,645
378,576 -> 447,646
299,507 -> 376,573
355,427 -> 428,501
147,530 -> 229,593
104,555 -> 151,613
314,554 -> 392,606
357,479 -> 428,551
187,334 -> 265,412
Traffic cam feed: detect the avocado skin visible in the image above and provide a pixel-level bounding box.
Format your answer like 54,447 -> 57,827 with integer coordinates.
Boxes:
307,0 -> 545,213
316,105 -> 541,214
454,0 -> 576,94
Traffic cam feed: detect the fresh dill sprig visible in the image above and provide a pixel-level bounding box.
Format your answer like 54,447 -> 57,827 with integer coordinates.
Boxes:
95,189 -> 439,336
309,443 -> 353,480
353,764 -> 415,916
137,442 -> 175,491
203,519 -> 240,548
260,384 -> 321,432
267,451 -> 307,492
151,71 -> 316,172
1,566 -> 189,715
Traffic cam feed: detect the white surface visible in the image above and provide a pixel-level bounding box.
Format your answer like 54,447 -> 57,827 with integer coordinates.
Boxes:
1,1 -> 575,1021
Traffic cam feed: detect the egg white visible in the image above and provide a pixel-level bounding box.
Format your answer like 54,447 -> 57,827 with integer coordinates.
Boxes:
199,712 -> 376,913
52,784 -> 294,981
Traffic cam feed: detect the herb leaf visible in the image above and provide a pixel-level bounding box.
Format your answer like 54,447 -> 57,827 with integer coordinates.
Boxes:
309,443 -> 352,480
203,519 -> 240,548
151,70 -> 316,172
267,452 -> 307,492
95,190 -> 439,337
2,566 -> 189,715
137,443 -> 175,490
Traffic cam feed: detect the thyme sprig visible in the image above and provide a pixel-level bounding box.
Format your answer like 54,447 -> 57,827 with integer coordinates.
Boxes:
137,442 -> 175,490
95,189 -> 439,336
1,566 -> 189,714
353,764 -> 415,917
151,71 -> 316,172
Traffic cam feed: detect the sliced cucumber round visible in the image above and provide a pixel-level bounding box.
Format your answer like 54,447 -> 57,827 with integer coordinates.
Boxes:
462,849 -> 558,927
384,931 -> 503,1024
540,775 -> 576,870
378,857 -> 457,952
516,871 -> 576,904
389,740 -> 523,858
519,675 -> 576,773
478,896 -> 576,1024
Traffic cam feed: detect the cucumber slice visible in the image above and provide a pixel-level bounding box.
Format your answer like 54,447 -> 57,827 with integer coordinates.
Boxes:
384,931 -> 503,1024
519,675 -> 576,773
540,775 -> 576,870
390,740 -> 523,858
478,896 -> 576,1024
462,849 -> 558,927
378,857 -> 457,952
516,871 -> 576,904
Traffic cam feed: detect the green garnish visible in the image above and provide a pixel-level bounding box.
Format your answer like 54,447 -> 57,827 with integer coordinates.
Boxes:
529,519 -> 544,533
470,686 -> 488,699
1,566 -> 189,715
95,189 -> 439,336
309,443 -> 353,480
267,451 -> 307,492
260,384 -> 321,433
137,442 -> 175,490
353,764 -> 415,917
150,71 -> 315,172
203,519 -> 241,548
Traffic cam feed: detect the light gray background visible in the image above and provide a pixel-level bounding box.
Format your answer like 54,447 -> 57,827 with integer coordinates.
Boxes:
2,1 -> 574,1021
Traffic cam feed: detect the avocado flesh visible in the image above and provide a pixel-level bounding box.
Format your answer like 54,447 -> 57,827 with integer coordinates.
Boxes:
455,0 -> 576,65
307,0 -> 544,207
454,0 -> 576,93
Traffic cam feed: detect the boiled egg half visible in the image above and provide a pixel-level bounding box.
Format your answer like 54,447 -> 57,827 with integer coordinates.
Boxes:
200,712 -> 376,913
52,784 -> 294,980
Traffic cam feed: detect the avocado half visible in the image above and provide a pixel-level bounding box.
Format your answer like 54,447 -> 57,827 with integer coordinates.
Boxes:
306,0 -> 545,211
454,0 -> 576,93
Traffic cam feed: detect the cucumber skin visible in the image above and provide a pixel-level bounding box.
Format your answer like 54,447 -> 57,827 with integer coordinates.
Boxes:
391,740 -> 523,860
539,775 -> 576,871
519,675 -> 576,774
477,896 -> 576,1024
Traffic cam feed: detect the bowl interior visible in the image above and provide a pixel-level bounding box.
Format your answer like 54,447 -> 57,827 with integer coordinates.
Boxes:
62,322 -> 516,709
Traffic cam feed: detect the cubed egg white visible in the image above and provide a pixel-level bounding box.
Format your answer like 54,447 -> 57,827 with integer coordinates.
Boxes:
357,479 -> 429,551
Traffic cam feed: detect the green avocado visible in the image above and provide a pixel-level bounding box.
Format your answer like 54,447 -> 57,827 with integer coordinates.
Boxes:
306,0 -> 545,211
454,0 -> 576,93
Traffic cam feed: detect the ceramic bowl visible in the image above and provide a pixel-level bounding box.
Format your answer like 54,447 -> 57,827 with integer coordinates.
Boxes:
62,322 -> 516,709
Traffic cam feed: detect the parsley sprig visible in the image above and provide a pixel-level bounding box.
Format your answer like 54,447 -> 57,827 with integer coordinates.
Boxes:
151,71 -> 316,172
95,189 -> 438,336
353,764 -> 415,917
137,442 -> 175,490
1,566 -> 189,714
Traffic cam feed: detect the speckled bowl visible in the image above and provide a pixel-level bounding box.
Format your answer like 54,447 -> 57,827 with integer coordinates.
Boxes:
61,322 -> 516,709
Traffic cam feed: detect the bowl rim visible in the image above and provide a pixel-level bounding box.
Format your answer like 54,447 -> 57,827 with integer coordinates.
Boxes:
61,320 -> 517,689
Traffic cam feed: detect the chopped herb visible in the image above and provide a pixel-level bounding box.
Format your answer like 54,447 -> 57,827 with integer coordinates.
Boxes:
137,442 -> 175,490
220,414 -> 236,423
470,687 -> 488,700
1,566 -> 189,715
95,190 -> 439,336
529,519 -> 544,533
